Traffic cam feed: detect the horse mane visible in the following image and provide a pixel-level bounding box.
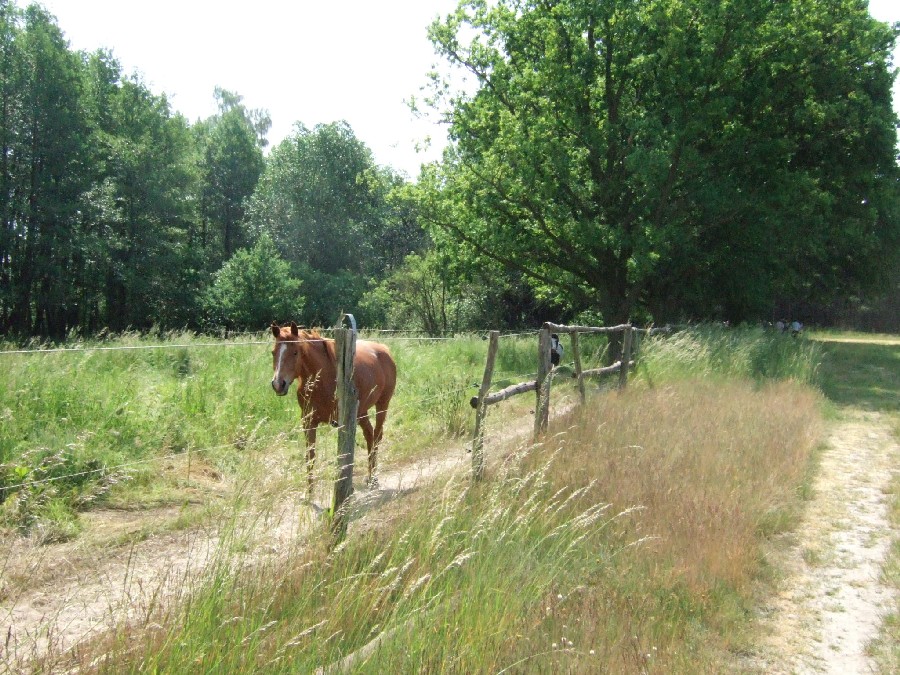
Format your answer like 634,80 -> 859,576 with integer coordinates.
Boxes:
297,328 -> 333,360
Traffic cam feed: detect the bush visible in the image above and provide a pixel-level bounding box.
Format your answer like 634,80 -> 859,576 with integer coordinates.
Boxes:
205,235 -> 305,330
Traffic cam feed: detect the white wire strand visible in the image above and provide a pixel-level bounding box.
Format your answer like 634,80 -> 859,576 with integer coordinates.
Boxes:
0,341 -> 272,355
1,328 -> 603,491
1,440 -> 238,492
0,376 -> 483,492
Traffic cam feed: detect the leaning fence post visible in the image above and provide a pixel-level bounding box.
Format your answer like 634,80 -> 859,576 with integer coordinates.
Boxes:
471,331 -> 499,481
331,326 -> 358,542
571,330 -> 586,405
618,325 -> 633,391
535,326 -> 552,440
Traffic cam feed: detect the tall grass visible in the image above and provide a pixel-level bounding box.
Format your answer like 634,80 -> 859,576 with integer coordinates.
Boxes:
0,331 -> 539,539
636,324 -> 821,385
52,371 -> 822,673
4,324 -> 830,672
0,332 -> 289,539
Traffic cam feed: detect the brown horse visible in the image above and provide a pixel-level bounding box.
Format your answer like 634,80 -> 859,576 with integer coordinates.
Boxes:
270,322 -> 396,491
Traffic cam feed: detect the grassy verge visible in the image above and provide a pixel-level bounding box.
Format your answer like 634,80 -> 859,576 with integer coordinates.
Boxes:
40,327 -> 825,673
0,331 -> 549,540
810,334 -> 899,416
869,469 -> 900,672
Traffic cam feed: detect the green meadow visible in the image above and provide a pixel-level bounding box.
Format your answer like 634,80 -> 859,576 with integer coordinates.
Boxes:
5,326 -> 878,673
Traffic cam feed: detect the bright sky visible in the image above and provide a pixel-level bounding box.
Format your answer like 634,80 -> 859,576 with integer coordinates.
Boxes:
27,0 -> 463,178
20,0 -> 900,177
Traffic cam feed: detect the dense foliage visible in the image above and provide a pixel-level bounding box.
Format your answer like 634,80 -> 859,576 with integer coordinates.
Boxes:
203,234 -> 304,330
0,4 -> 424,338
0,0 -> 898,338
420,0 -> 900,324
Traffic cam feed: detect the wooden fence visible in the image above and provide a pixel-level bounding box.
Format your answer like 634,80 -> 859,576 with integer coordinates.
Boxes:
470,321 -> 665,481
330,319 -> 665,539
330,325 -> 358,542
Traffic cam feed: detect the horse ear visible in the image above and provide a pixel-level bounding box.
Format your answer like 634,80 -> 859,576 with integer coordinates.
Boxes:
290,321 -> 299,336
270,322 -> 280,338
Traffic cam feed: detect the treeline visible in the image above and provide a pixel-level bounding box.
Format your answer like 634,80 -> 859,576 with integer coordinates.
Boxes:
1,0 -> 899,339
0,3 -> 271,336
0,2 -> 560,339
0,5 -> 385,336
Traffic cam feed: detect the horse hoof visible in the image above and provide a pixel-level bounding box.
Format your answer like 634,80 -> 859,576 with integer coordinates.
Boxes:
367,475 -> 379,490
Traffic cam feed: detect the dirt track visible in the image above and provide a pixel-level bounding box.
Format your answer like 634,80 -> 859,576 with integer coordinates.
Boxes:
748,409 -> 898,673
748,333 -> 899,674
0,424 -> 487,672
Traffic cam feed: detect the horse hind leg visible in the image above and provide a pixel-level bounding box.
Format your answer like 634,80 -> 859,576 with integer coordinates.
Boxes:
371,402 -> 390,477
358,415 -> 377,487
373,400 -> 390,446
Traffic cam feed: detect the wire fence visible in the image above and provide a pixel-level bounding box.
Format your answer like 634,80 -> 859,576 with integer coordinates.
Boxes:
0,326 -> 606,494
0,327 -> 542,357
0,332 -> 498,492
1,375 -> 481,493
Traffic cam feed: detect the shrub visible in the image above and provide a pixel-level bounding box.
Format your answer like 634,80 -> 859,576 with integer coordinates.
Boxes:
205,235 -> 304,330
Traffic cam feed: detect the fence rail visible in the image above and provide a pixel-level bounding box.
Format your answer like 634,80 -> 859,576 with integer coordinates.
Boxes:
541,322 -> 632,334
471,380 -> 537,408
468,321 -> 666,479
581,361 -> 631,378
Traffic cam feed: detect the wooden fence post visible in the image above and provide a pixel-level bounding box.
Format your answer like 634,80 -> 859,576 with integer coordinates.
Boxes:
571,331 -> 585,405
331,326 -> 358,542
535,327 -> 552,440
618,326 -> 633,391
472,331 -> 499,481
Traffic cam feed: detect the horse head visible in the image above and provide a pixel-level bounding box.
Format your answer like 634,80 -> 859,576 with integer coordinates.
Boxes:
271,321 -> 302,396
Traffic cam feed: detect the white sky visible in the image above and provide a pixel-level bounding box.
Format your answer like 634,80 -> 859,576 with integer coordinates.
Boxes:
27,0 -> 463,178
19,0 -> 900,177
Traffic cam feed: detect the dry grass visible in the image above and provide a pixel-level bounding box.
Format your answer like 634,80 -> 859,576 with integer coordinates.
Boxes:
507,378 -> 823,671
47,376 -> 823,674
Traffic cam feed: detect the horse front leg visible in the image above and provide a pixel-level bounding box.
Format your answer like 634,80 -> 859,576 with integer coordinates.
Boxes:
358,415 -> 377,488
371,404 -> 389,481
304,424 -> 317,497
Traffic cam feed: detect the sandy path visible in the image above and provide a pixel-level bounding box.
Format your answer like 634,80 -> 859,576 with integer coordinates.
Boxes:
0,449 -> 469,671
750,409 -> 899,673
0,398 -> 537,672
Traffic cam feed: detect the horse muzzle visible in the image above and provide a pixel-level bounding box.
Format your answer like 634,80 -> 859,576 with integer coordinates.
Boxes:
271,379 -> 290,396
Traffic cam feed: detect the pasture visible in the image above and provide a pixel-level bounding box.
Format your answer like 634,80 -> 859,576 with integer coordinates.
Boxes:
0,325 -> 849,672
0,330 -> 546,541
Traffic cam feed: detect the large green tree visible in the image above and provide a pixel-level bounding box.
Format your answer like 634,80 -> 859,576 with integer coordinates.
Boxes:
421,0 -> 899,324
249,121 -> 383,275
247,121 -> 427,324
196,87 -> 269,269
